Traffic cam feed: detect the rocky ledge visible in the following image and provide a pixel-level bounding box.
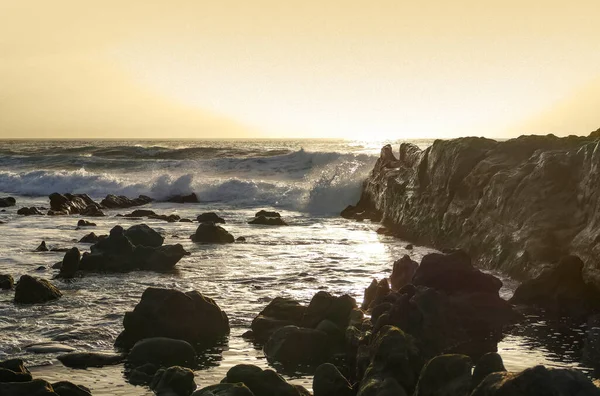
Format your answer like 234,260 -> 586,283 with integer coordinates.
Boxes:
343,130 -> 600,285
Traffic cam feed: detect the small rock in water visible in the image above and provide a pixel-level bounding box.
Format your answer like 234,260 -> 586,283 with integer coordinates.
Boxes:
35,241 -> 49,252
167,193 -> 199,203
196,212 -> 226,224
35,266 -> 46,271
17,207 -> 44,216
0,196 -> 16,207
77,219 -> 96,227
236,236 -> 246,242
190,222 -> 235,244
0,274 -> 14,290
150,366 -> 196,396
26,342 -> 77,354
127,338 -> 197,368
405,244 -> 414,250
57,351 -> 125,368
14,275 -> 62,304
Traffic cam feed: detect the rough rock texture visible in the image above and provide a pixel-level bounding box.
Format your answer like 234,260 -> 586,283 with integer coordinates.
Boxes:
51,381 -> 92,396
0,196 -> 16,207
78,232 -> 105,244
264,325 -> 329,365
471,352 -> 506,391
347,133 -> 600,284
48,193 -> 104,216
100,194 -> 153,209
17,207 -> 44,216
115,287 -> 230,349
14,275 -> 62,304
191,222 -> 235,244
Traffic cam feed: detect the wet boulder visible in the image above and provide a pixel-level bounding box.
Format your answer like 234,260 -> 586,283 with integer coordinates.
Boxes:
100,194 -> 153,209
51,381 -> 92,396
191,222 -> 234,244
76,219 -> 96,227
471,365 -> 600,396
390,255 -> 418,291
0,274 -> 14,290
150,366 -> 196,396
222,364 -> 306,396
471,352 -> 506,390
192,383 -> 254,396
255,210 -> 281,218
127,338 -> 197,368
35,241 -> 49,252
78,232 -> 106,244
0,379 -> 57,396
414,354 -> 472,396
115,287 -> 230,349
168,193 -> 199,204
250,297 -> 306,342
17,207 -> 44,216
264,325 -> 329,365
313,363 -> 353,396
149,213 -> 182,222
124,224 -> 164,247
357,377 -> 407,396
48,193 -> 103,216
509,255 -> 600,317
413,250 -> 502,295
57,352 -> 125,368
133,244 -> 190,271
0,196 -> 15,207
362,279 -> 390,310
196,212 -> 226,224
14,275 -> 62,304
248,216 -> 288,226
123,209 -> 157,218
58,247 -> 80,279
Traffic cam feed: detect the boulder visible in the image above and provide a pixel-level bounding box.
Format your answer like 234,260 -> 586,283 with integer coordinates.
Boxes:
510,255 -> 600,317
48,193 -> 103,216
17,207 -> 44,216
78,232 -> 105,244
248,216 -> 288,226
0,359 -> 30,374
222,364 -> 304,396
357,377 -> 408,396
124,209 -> 157,218
414,354 -> 472,396
390,255 -> 418,291
301,291 -> 357,329
168,193 -> 199,204
196,213 -> 226,224
255,210 -> 281,218
100,194 -> 153,209
76,219 -> 96,227
35,241 -> 49,252
413,251 -> 502,295
58,247 -> 80,278
192,383 -> 254,396
50,381 -> 92,396
250,297 -> 306,342
471,365 -> 600,395
0,379 -> 57,396
57,352 -> 125,368
0,274 -> 14,290
115,287 -> 229,349
471,352 -> 506,390
150,366 -> 196,396
362,279 -> 389,311
264,325 -> 329,365
313,363 -> 353,396
124,224 -> 164,247
191,222 -> 234,244
0,196 -> 16,207
128,338 -> 197,368
0,367 -> 32,382
14,275 -> 62,304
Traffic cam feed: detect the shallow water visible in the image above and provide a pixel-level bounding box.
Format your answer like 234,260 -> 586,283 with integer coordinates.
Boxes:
0,139 -> 598,393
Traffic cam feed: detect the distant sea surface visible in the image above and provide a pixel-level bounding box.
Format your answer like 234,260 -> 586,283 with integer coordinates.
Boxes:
0,139 -> 595,394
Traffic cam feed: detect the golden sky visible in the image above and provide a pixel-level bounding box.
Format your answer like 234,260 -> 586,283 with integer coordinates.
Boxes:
1,1 -> 599,139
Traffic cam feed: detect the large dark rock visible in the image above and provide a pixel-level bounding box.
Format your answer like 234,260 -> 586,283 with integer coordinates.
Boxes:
58,247 -> 80,279
17,207 -> 44,216
0,274 -> 14,290
471,352 -> 506,390
124,209 -> 157,218
48,193 -> 104,216
0,197 -> 16,207
197,212 -> 226,224
150,366 -> 196,396
471,365 -> 600,395
255,210 -> 281,218
510,255 -> 600,317
250,297 -> 306,342
264,325 -> 329,365
14,275 -> 62,304
78,232 -> 106,244
79,225 -> 188,272
124,224 -> 164,247
100,194 -> 153,209
413,251 -> 502,295
115,287 -> 229,350
168,193 -> 199,204
57,352 -> 125,368
222,364 -> 306,396
0,379 -> 57,395
348,136 -> 600,285
414,354 -> 472,396
50,381 -> 92,396
301,291 -> 357,329
128,338 -> 197,368
391,255 -> 418,291
191,222 -> 234,244
313,363 -> 353,396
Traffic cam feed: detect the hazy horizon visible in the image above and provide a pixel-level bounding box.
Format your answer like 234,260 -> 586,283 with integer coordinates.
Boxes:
2,1 -> 600,140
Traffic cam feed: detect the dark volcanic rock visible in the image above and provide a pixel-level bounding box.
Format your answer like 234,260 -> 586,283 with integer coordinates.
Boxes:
349,135 -> 600,285
150,366 -> 196,396
196,212 -> 226,224
471,365 -> 600,396
127,337 -> 197,367
413,251 -> 502,295
17,207 -> 44,216
248,215 -> 288,226
168,193 -> 199,203
391,255 -> 418,291
14,275 -> 62,304
58,247 -> 80,278
57,352 -> 125,368
124,224 -> 164,247
0,274 -> 14,290
414,354 -> 472,396
78,232 -> 106,244
0,197 -> 16,207
222,364 -> 306,396
76,219 -> 96,227
510,255 -> 600,316
115,287 -> 229,350
101,194 -> 153,209
48,193 -> 104,216
191,222 -> 234,244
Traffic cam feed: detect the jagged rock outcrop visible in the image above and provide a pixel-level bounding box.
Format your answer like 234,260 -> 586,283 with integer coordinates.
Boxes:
100,194 -> 153,209
48,193 -> 105,216
346,132 -> 600,285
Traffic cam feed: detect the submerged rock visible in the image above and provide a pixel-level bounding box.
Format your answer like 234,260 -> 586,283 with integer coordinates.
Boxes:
115,287 -> 230,349
191,222 -> 234,244
14,275 -> 62,304
196,212 -> 226,224
100,194 -> 153,209
0,196 -> 16,207
0,274 -> 14,290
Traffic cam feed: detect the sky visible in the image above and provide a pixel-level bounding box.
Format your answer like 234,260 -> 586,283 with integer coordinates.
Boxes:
1,1 -> 600,139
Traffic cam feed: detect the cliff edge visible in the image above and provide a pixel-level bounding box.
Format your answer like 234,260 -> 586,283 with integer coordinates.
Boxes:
345,129 -> 600,283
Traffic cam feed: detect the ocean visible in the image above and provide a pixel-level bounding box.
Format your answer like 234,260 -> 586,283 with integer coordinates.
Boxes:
0,139 -> 595,394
